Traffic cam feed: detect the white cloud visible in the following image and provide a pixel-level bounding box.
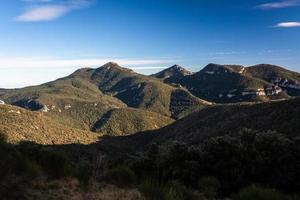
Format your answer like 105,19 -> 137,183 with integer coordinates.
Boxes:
15,5 -> 70,22
15,0 -> 91,22
257,0 -> 300,9
274,22 -> 300,27
0,57 -> 174,68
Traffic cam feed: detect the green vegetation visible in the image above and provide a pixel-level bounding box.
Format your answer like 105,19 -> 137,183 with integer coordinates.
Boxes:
93,108 -> 174,136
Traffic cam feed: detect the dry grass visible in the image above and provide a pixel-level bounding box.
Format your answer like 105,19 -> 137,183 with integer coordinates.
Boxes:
26,178 -> 144,200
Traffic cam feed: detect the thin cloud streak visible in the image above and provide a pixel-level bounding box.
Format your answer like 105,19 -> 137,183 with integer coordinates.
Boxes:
0,57 -> 175,68
15,0 -> 92,22
273,22 -> 300,27
257,0 -> 300,9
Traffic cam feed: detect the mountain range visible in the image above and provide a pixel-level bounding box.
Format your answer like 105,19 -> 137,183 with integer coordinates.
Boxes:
1,62 -> 300,144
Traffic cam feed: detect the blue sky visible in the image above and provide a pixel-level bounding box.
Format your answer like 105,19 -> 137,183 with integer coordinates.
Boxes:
0,0 -> 300,88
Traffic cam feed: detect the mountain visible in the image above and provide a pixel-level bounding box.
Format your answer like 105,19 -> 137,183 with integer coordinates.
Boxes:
0,104 -> 98,144
245,64 -> 300,96
69,62 -> 211,119
0,62 -> 210,137
0,76 -> 127,131
159,63 -> 300,103
151,64 -> 192,84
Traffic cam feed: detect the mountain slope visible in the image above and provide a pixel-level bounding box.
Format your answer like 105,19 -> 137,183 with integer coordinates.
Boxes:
0,77 -> 127,131
0,104 -> 98,144
92,108 -> 174,136
70,62 -> 211,119
99,97 -> 300,152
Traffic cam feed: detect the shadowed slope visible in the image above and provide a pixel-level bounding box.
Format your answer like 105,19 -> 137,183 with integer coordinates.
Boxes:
98,97 -> 300,153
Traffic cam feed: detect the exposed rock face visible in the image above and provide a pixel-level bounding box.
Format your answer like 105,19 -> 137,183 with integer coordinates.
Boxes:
42,105 -> 50,113
0,100 -> 4,105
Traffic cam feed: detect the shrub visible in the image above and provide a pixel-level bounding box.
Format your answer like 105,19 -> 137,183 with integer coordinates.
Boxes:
104,166 -> 136,188
139,179 -> 184,200
39,151 -> 74,179
139,179 -> 166,200
139,179 -> 195,200
198,176 -> 220,199
232,184 -> 294,200
26,161 -> 42,178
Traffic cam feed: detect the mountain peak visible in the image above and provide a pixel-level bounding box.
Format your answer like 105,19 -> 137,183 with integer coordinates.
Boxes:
102,62 -> 121,68
169,65 -> 191,74
151,64 -> 191,81
201,63 -> 245,74
100,62 -> 134,73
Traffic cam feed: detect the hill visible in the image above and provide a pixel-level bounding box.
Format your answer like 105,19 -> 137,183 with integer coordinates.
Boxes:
0,77 -> 127,131
0,104 -> 98,144
70,62 -> 211,119
92,108 -> 174,136
0,62 -> 207,137
99,97 -> 300,152
246,64 -> 300,96
156,63 -> 300,103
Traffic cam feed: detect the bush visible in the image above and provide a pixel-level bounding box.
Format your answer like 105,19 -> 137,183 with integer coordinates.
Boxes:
139,179 -> 185,200
232,185 -> 294,200
17,156 -> 42,178
39,151 -> 74,179
198,176 -> 220,199
104,166 -> 136,188
138,179 -> 201,200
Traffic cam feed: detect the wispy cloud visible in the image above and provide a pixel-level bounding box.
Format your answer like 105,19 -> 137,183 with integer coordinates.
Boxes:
0,57 -> 175,68
15,0 -> 92,22
273,22 -> 300,27
257,0 -> 300,9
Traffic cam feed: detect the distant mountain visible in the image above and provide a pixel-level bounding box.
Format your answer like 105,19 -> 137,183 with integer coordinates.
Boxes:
151,64 -> 192,84
2,62 -> 299,140
245,64 -> 300,96
156,63 -> 300,103
0,62 -> 210,138
70,62 -> 210,119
